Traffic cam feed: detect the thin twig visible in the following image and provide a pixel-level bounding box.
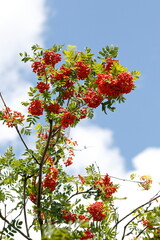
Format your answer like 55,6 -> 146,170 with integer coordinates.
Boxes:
136,226 -> 148,238
121,213 -> 140,240
112,194 -> 160,230
67,187 -> 95,201
110,175 -> 144,184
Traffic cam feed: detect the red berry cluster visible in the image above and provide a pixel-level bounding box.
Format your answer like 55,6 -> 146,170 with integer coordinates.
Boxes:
142,219 -> 153,229
94,173 -> 117,198
52,66 -> 72,81
74,60 -> 91,80
28,100 -> 43,116
80,229 -> 94,240
78,215 -> 89,222
1,107 -> 25,127
45,102 -> 62,114
62,211 -> 88,223
62,89 -> 75,100
37,82 -> 50,93
31,61 -> 46,76
62,211 -> 77,223
83,88 -> 103,108
61,111 -> 76,128
87,202 -> 106,221
31,51 -> 61,76
42,167 -> 58,192
96,71 -> 134,97
43,50 -> 62,67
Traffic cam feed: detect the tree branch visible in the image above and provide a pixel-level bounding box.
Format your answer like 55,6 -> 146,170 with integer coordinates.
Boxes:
37,119 -> 53,236
112,194 -> 160,231
0,211 -> 32,240
0,204 -> 6,240
0,92 -> 39,165
67,187 -> 96,201
23,175 -> 30,238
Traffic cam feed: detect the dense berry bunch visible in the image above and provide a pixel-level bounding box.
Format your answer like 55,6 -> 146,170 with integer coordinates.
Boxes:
78,215 -> 89,222
52,66 -> 72,81
43,50 -> 62,67
74,60 -> 91,79
37,82 -> 50,93
28,100 -> 43,116
83,88 -> 103,108
87,202 -> 106,221
62,211 -> 77,223
116,72 -> 134,94
80,229 -> 94,240
62,89 -> 75,99
61,111 -> 76,128
102,173 -> 112,185
94,173 -> 117,198
31,61 -> 46,76
45,102 -> 62,114
96,71 -> 134,97
43,167 -> 58,192
103,186 -> 117,198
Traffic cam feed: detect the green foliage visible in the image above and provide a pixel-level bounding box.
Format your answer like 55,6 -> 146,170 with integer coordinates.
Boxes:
0,219 -> 23,240
2,44 -> 158,240
42,226 -> 77,240
98,45 -> 119,59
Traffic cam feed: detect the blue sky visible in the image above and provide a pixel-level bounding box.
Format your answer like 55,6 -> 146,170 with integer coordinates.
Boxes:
44,0 -> 160,169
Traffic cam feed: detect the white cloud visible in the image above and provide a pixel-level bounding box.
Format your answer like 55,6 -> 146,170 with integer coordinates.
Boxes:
68,122 -> 126,177
0,0 -> 46,68
0,0 -> 47,144
0,124 -> 18,144
132,147 -> 160,180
